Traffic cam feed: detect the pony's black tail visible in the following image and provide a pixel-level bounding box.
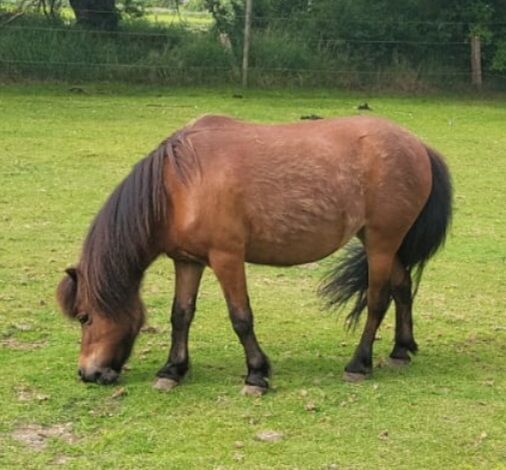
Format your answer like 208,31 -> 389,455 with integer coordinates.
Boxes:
318,145 -> 452,326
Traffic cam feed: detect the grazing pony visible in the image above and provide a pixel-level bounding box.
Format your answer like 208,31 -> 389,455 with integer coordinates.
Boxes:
57,115 -> 452,392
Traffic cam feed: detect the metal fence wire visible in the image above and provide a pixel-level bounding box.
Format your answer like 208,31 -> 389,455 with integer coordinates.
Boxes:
1,6 -> 505,89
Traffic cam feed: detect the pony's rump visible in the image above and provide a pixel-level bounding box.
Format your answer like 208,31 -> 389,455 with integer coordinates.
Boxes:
319,143 -> 452,324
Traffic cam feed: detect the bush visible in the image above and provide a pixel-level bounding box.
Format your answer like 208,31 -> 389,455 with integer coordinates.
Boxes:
492,39 -> 506,72
185,0 -> 207,12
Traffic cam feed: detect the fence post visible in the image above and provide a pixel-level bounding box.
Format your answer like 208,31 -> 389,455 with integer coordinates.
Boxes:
470,35 -> 482,90
242,0 -> 253,87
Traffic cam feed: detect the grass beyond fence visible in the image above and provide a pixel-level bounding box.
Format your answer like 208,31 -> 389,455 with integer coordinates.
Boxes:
0,85 -> 505,468
0,15 -> 235,85
1,13 -> 506,90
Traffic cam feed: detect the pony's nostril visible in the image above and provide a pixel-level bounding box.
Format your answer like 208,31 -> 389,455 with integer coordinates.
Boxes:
78,368 -> 102,382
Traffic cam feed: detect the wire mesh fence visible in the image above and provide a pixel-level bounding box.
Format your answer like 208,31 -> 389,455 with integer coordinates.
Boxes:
1,5 -> 505,89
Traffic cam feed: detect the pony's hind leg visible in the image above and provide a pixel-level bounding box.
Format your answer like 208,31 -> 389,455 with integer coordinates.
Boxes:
389,257 -> 418,365
344,243 -> 395,381
209,250 -> 271,395
155,260 -> 204,390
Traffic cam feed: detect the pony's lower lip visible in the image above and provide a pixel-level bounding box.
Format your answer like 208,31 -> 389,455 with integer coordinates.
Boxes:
79,367 -> 119,385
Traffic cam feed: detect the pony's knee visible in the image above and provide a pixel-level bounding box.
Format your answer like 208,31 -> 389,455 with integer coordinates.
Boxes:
231,317 -> 253,337
171,299 -> 196,330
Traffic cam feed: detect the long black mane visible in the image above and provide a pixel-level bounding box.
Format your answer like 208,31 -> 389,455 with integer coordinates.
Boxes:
79,131 -> 192,319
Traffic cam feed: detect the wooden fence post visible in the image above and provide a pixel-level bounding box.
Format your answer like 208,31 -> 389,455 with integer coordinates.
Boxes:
242,0 -> 253,88
470,35 -> 482,90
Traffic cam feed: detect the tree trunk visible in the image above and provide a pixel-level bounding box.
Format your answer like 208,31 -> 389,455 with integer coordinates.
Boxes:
69,0 -> 119,30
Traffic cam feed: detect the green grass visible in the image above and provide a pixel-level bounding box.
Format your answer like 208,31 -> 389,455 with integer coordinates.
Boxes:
0,85 -> 505,469
144,9 -> 213,29
58,6 -> 213,29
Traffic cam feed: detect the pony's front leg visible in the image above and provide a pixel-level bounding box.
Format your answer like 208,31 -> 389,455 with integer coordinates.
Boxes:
210,250 -> 271,395
154,261 -> 204,390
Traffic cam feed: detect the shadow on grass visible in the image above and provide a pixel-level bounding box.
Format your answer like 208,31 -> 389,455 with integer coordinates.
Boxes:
116,340 -> 497,392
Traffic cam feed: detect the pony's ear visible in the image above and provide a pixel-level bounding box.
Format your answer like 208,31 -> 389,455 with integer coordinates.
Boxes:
65,267 -> 77,282
56,267 -> 79,318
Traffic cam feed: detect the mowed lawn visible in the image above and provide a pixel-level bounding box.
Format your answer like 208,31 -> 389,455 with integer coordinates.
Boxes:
0,85 -> 504,469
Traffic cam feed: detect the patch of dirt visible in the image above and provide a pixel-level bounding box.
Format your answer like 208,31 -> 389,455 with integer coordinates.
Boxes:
304,401 -> 318,412
11,423 -> 78,451
1,338 -> 47,350
140,325 -> 160,334
254,430 -> 285,442
15,385 -> 49,402
49,455 -> 73,465
1,323 -> 34,337
378,430 -> 389,440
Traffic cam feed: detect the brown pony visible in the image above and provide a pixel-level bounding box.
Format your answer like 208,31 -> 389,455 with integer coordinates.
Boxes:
56,115 -> 452,393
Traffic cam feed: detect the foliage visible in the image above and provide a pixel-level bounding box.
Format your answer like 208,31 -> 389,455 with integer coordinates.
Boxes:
492,39 -> 506,71
0,0 -> 145,28
37,0 -> 64,20
204,0 -> 242,49
203,0 -> 506,85
1,0 -> 506,88
184,0 -> 207,11
0,0 -> 64,22
121,0 -> 144,19
0,14 -> 233,84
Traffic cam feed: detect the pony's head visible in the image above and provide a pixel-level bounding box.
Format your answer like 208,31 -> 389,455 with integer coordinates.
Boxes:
56,267 -> 144,384
56,137 -> 170,385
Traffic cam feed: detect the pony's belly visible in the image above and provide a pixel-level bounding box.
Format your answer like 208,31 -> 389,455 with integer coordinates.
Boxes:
244,222 -> 354,266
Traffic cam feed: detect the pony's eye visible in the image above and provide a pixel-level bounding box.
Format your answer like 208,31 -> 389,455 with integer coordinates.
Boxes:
77,313 -> 89,325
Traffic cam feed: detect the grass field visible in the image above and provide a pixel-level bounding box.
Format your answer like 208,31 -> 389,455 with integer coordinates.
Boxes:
144,9 -> 213,29
0,85 -> 505,469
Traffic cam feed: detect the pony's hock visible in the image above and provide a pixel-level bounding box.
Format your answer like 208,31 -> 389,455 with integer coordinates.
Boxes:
57,114 -> 452,391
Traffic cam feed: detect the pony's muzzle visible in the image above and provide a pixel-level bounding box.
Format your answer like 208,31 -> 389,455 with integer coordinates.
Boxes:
78,366 -> 119,385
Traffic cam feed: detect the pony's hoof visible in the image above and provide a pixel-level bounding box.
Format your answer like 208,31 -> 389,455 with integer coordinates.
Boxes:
153,377 -> 179,391
241,384 -> 267,396
388,357 -> 410,368
343,371 -> 368,383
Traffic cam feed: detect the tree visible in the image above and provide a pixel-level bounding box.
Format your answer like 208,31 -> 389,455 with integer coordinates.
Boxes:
69,0 -> 119,30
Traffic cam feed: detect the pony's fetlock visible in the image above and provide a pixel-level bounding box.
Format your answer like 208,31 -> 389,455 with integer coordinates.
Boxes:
345,357 -> 372,377
246,369 -> 269,390
156,361 -> 188,382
